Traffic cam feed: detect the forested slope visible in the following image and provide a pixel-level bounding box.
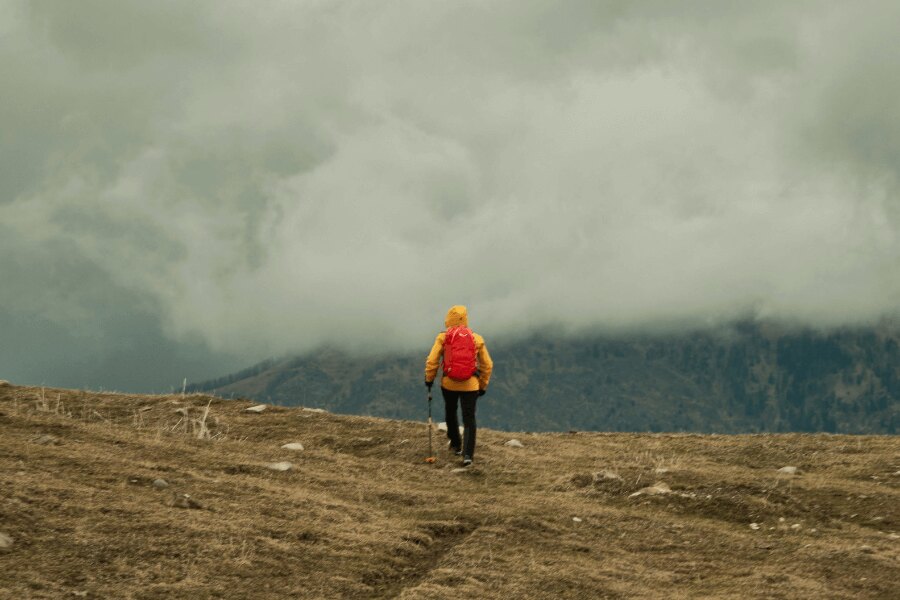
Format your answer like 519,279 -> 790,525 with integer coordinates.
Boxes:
192,324 -> 900,434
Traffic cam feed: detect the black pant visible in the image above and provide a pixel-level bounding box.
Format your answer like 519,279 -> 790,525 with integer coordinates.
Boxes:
442,388 -> 478,459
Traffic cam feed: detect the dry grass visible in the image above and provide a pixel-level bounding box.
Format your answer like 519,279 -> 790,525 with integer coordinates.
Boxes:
1,384 -> 898,599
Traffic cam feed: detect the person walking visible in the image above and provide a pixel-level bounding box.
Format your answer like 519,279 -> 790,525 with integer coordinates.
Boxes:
425,305 -> 493,467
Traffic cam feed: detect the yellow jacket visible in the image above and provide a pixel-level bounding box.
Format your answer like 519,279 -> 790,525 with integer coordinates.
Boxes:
425,305 -> 493,392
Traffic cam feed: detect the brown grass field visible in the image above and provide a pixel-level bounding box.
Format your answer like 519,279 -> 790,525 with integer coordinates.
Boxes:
1,383 -> 898,599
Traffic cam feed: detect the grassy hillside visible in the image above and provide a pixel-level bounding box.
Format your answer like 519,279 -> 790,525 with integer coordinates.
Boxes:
192,324 -> 900,434
2,383 -> 899,598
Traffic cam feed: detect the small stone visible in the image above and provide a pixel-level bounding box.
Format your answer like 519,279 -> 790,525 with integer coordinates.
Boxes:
244,404 -> 267,413
750,523 -> 760,530
171,493 -> 202,509
451,468 -> 470,473
593,470 -> 622,483
777,466 -> 799,475
629,482 -> 671,498
809,529 -> 817,533
152,479 -> 169,489
302,407 -> 326,413
791,524 -> 801,530
504,439 -> 525,448
572,517 -> 582,523
0,532 -> 12,549
654,467 -> 670,474
139,406 -> 153,412
266,461 -> 293,472
859,545 -> 875,554
779,517 -> 786,523
281,443 -> 304,451
435,423 -> 465,436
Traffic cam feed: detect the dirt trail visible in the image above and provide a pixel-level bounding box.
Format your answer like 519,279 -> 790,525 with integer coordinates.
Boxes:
1,385 -> 898,599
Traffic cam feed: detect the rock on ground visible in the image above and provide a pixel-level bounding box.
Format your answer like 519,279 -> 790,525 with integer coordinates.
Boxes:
170,494 -> 202,509
629,482 -> 672,498
0,533 -> 12,549
244,404 -> 267,413
777,466 -> 799,475
281,443 -> 304,451
267,461 -> 293,472
504,439 -> 525,448
436,422 -> 465,435
152,479 -> 169,489
593,470 -> 622,483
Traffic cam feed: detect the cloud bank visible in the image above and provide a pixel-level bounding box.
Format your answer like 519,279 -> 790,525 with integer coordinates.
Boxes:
2,1 -> 899,389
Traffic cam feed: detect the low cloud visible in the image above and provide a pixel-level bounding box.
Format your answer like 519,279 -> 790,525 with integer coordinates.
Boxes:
2,1 -> 899,389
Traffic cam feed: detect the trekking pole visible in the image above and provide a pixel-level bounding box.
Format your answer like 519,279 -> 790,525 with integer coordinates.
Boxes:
424,389 -> 436,464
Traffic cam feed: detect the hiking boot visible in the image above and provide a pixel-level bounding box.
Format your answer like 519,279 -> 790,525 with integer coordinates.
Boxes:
448,441 -> 462,456
462,456 -> 473,467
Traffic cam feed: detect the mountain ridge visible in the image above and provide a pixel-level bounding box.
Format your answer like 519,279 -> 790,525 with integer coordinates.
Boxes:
191,323 -> 900,434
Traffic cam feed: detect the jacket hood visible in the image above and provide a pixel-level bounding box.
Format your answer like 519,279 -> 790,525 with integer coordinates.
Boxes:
444,305 -> 468,328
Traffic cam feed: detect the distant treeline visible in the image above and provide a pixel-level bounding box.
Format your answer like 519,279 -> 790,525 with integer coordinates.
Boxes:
191,324 -> 900,434
186,358 -> 276,394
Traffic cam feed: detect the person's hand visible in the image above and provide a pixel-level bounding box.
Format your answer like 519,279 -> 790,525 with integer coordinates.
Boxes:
425,380 -> 433,390
478,389 -> 486,396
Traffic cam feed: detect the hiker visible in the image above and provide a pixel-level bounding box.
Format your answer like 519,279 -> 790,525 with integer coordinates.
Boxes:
425,305 -> 493,467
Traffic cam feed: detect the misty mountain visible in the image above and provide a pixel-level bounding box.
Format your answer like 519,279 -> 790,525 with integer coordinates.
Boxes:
8,4 -> 900,391
190,323 -> 900,434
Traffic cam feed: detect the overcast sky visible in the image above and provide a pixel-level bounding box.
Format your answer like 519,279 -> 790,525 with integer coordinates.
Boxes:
2,1 -> 899,391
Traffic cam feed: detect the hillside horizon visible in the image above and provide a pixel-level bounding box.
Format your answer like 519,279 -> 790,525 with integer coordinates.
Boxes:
191,322 -> 900,435
2,382 -> 898,598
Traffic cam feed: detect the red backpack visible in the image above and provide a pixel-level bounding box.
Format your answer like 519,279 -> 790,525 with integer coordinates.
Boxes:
443,326 -> 477,381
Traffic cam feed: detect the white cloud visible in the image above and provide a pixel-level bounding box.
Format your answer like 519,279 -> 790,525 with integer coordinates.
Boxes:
1,1 -> 899,388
